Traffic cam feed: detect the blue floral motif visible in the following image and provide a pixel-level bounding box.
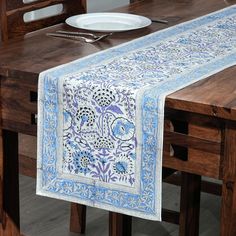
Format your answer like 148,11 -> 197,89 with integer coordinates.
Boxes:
115,162 -> 127,173
73,151 -> 95,174
76,106 -> 96,128
93,87 -> 115,107
113,153 -> 133,177
94,136 -> 114,149
111,118 -> 135,141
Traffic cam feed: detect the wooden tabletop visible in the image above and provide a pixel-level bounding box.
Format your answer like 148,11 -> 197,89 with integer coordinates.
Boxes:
0,0 -> 235,120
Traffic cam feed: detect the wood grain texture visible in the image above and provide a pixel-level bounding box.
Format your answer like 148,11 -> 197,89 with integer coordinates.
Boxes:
0,107 -> 4,229
19,155 -> 36,178
166,67 -> 236,121
179,172 -> 201,236
163,108 -> 224,179
163,152 -> 220,179
220,122 -> 236,236
18,133 -> 37,178
70,203 -> 86,234
164,131 -> 221,155
109,212 -> 132,236
1,77 -> 37,131
18,134 -> 37,158
164,172 -> 222,196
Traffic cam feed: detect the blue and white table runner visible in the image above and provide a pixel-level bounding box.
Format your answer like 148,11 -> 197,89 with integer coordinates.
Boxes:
37,6 -> 236,221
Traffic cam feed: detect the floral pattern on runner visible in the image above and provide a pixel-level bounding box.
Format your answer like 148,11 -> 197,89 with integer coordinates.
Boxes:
37,6 -> 236,221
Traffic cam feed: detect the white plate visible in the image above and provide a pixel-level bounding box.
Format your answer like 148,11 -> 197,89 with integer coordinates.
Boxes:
65,13 -> 151,32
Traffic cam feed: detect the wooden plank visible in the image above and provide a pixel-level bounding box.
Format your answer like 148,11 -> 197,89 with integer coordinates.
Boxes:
0,128 -> 4,228
70,204 -> 86,234
0,76 -> 37,131
19,155 -> 36,178
164,112 -> 222,179
188,149 -> 220,174
188,122 -> 222,183
189,123 -> 221,141
1,130 -> 20,235
179,172 -> 201,236
163,152 -> 220,179
166,67 -> 236,121
19,134 -> 37,158
220,122 -> 236,236
164,172 -> 222,196
164,131 -> 221,155
162,209 -> 179,225
2,120 -> 37,136
109,212 -> 132,236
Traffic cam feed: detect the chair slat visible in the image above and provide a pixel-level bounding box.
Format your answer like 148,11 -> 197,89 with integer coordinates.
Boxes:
6,0 -> 84,11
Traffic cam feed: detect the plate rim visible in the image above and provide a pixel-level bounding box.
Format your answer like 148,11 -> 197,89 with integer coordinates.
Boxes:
65,12 -> 152,32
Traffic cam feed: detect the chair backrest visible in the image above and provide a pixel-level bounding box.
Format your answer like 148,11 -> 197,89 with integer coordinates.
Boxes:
0,0 -> 87,42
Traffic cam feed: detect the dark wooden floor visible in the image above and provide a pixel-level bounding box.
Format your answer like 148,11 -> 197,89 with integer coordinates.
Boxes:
19,175 -> 221,236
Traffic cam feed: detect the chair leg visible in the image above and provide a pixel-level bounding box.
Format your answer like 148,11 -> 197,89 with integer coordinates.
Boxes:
109,212 -> 132,236
179,172 -> 201,236
70,203 -> 87,234
220,123 -> 236,236
1,130 -> 21,235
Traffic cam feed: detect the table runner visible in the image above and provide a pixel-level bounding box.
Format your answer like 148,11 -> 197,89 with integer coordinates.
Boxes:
37,5 -> 236,221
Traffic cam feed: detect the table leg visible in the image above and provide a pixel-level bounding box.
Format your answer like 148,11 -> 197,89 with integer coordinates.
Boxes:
109,212 -> 132,236
0,130 -> 20,236
70,203 -> 86,234
220,123 -> 236,236
0,128 -> 4,234
179,172 -> 201,236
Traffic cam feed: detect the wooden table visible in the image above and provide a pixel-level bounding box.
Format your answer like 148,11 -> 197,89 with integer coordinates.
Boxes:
0,0 -> 236,235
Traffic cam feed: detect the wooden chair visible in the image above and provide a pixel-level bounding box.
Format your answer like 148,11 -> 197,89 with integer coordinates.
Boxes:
0,0 -> 87,234
0,0 -> 86,42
